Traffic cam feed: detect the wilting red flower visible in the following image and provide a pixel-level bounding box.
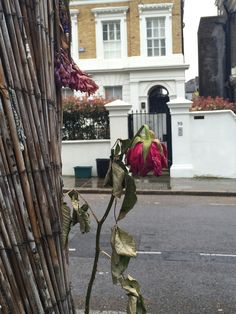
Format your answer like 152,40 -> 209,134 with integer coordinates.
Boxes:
126,125 -> 168,177
55,49 -> 98,95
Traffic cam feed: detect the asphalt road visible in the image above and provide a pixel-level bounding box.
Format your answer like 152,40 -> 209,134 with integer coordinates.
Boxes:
68,194 -> 236,313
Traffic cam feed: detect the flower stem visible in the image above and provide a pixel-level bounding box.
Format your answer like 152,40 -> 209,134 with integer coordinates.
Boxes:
84,194 -> 115,314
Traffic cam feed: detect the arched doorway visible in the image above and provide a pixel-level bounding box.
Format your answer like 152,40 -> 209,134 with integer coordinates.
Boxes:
148,85 -> 172,167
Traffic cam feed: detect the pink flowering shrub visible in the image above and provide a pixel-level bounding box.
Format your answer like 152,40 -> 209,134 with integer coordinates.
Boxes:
62,95 -> 108,113
62,96 -> 110,140
190,96 -> 236,113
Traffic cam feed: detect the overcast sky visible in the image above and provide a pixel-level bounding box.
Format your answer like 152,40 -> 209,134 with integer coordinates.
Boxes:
183,0 -> 218,81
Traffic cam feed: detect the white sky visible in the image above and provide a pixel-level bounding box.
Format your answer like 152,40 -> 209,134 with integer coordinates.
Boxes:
183,0 -> 218,81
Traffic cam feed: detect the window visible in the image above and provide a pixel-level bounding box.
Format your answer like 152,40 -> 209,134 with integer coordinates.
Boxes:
146,17 -> 166,56
139,3 -> 173,57
104,86 -> 122,100
92,6 -> 128,59
103,21 -> 121,58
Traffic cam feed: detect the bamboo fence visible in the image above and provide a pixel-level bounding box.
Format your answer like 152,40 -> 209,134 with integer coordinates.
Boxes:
0,1 -> 75,313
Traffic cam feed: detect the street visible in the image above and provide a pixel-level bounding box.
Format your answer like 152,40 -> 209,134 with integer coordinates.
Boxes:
69,194 -> 236,313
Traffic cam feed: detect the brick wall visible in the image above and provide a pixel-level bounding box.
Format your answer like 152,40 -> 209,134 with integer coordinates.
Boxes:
70,0 -> 182,59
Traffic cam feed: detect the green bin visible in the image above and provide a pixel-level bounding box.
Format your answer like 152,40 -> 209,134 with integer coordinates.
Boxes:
74,166 -> 92,178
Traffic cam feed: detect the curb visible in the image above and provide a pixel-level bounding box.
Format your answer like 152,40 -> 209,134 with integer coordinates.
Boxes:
65,188 -> 236,197
76,311 -> 126,314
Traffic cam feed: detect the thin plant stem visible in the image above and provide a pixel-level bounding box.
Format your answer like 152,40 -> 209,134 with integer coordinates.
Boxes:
85,194 -> 115,314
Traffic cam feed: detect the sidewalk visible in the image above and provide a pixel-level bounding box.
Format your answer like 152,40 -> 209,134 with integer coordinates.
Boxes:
62,175 -> 236,196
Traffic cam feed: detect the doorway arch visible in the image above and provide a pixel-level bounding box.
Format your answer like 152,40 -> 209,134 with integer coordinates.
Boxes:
148,85 -> 172,167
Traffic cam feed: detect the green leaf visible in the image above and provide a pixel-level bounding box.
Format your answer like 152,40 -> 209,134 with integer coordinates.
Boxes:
118,174 -> 137,221
142,137 -> 152,162
113,227 -> 137,257
120,139 -> 132,154
112,162 -> 125,198
61,203 -> 72,248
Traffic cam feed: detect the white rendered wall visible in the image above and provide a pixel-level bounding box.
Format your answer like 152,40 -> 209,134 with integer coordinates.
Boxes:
62,140 -> 110,176
190,110 -> 236,178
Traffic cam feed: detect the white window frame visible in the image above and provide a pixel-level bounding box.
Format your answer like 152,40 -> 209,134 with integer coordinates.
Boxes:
70,9 -> 80,62
104,85 -> 123,100
139,3 -> 173,57
92,6 -> 128,59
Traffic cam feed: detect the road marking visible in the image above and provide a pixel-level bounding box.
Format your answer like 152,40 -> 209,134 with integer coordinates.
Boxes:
69,248 -> 76,252
137,251 -> 236,258
137,251 -> 162,255
209,203 -> 236,206
200,253 -> 236,258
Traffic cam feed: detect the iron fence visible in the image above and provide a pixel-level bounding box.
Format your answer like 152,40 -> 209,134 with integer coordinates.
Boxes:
128,110 -> 167,141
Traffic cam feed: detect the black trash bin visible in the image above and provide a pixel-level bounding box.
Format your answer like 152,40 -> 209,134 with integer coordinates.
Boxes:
96,158 -> 110,178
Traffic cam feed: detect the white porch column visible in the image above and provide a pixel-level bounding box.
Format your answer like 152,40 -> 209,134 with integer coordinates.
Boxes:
167,97 -> 193,178
70,9 -> 79,63
105,100 -> 132,148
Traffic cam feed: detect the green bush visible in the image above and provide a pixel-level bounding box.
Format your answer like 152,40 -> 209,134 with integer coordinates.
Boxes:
62,96 -> 110,140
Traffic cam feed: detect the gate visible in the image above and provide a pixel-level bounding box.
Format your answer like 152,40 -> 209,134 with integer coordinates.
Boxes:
128,110 -> 172,167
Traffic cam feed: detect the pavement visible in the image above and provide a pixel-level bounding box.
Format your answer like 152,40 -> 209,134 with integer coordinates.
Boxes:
62,174 -> 236,196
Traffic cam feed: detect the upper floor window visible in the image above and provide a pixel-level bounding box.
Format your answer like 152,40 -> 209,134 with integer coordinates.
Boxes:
146,17 -> 166,56
103,21 -> 121,58
92,6 -> 128,59
139,3 -> 173,57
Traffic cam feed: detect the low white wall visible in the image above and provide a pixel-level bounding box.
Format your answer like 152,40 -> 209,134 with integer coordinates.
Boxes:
61,140 -> 111,176
190,110 -> 236,178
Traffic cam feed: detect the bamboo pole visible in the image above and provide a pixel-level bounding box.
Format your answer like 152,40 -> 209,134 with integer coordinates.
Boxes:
0,0 -> 75,312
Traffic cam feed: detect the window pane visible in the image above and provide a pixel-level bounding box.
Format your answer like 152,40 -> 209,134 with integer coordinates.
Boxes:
103,24 -> 108,40
109,23 -> 114,31
117,30 -> 121,40
161,47 -> 166,56
154,39 -> 159,48
147,48 -> 153,56
147,28 -> 152,38
153,28 -> 159,38
159,17 -> 165,27
103,31 -> 108,41
146,20 -> 152,28
154,48 -> 159,56
147,39 -> 152,48
160,39 -> 165,47
116,23 -> 120,31
153,19 -> 158,28
160,27 -> 165,37
109,30 -> 115,40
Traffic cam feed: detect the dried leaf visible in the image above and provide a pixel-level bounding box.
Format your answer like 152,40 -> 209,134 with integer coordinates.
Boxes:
61,203 -> 72,248
112,162 -> 125,198
120,275 -> 147,314
104,160 -> 112,187
118,175 -> 137,221
127,295 -> 138,314
110,227 -> 133,283
113,227 -> 137,257
72,203 -> 90,233
111,250 -> 130,284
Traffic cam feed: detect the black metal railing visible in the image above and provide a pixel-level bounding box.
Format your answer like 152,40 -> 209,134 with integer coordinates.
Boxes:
128,110 -> 167,141
62,110 -> 110,140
